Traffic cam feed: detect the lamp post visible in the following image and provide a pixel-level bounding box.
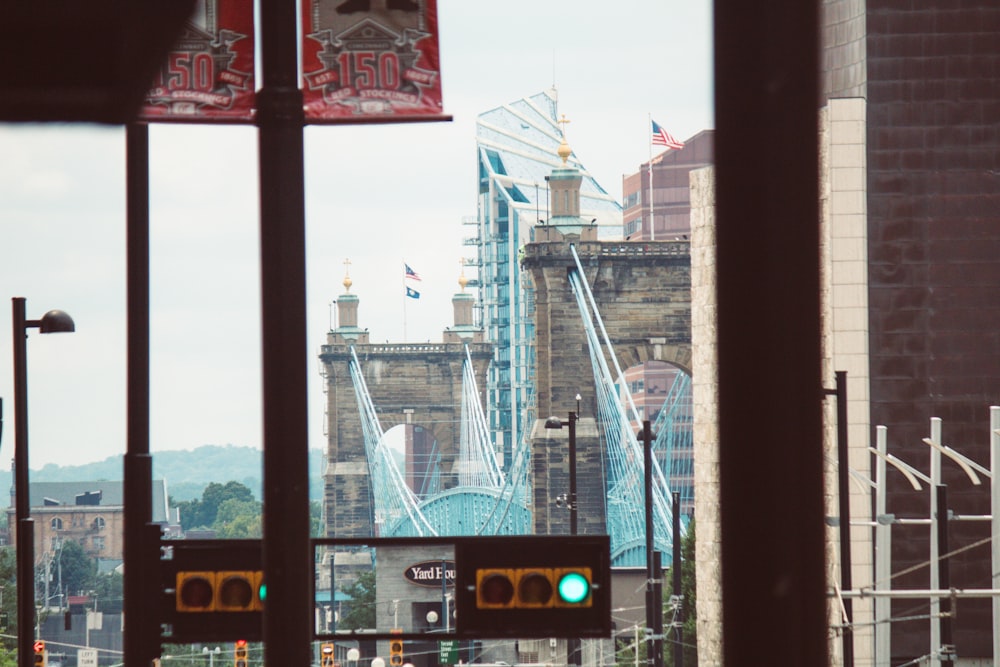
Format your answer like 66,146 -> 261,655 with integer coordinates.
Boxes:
545,393 -> 581,666
203,645 -> 221,667
544,394 -> 581,535
12,297 -> 75,667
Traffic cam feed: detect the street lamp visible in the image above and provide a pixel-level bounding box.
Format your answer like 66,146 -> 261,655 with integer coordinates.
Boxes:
202,645 -> 221,667
544,394 -> 581,535
12,297 -> 74,667
546,394 -> 583,667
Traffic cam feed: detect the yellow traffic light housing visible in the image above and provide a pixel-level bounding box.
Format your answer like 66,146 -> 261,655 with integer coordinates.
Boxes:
216,571 -> 257,611
389,628 -> 404,666
234,639 -> 249,667
176,571 -> 216,612
456,535 -> 610,638
33,640 -> 45,667
320,642 -> 335,667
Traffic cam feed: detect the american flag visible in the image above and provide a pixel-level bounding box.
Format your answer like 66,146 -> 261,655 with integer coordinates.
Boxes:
652,120 -> 685,150
405,263 -> 422,281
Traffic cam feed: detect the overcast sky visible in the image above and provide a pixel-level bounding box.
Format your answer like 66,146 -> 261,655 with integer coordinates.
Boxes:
0,0 -> 713,469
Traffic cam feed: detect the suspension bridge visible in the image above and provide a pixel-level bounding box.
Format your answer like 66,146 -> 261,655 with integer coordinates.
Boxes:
325,244 -> 692,567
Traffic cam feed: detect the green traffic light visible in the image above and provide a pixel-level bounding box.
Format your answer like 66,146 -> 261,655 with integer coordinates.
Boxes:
557,572 -> 590,604
258,582 -> 267,603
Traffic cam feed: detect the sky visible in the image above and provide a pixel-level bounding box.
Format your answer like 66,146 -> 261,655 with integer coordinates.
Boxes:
0,0 -> 713,469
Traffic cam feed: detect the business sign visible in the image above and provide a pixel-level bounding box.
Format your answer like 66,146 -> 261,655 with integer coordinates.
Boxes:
140,0 -> 255,122
403,560 -> 455,588
301,0 -> 445,121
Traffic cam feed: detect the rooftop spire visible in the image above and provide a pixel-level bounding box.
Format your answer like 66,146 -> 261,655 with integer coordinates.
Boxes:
557,113 -> 572,164
342,257 -> 353,293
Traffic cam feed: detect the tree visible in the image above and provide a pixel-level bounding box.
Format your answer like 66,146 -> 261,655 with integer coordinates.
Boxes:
663,519 -> 697,667
176,480 -> 257,531
59,540 -> 97,597
338,570 -> 375,631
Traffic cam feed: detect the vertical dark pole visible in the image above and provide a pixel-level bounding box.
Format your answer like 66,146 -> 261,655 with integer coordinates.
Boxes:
567,411 -> 580,665
937,485 -> 953,665
257,0 -> 310,663
715,0 -> 826,665
672,492 -> 682,667
651,551 -> 663,667
834,371 -> 854,667
568,411 -> 578,536
124,121 -> 155,667
643,420 -> 654,666
12,297 -> 35,667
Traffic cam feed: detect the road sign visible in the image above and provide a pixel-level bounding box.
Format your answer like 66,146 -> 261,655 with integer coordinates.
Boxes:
78,648 -> 98,667
439,640 -> 459,665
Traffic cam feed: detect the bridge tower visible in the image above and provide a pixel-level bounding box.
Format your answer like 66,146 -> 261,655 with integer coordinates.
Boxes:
522,132 -> 692,537
319,272 -> 492,537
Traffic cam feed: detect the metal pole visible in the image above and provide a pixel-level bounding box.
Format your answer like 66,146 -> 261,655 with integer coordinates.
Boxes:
937,485 -> 953,665
672,492 -> 682,667
257,0 -> 310,662
929,418 -> 942,667
569,411 -> 578,536
124,120 -> 155,667
875,426 -> 891,665
651,551 -> 663,667
833,371 -> 853,667
643,420 -> 654,667
991,406 -> 1000,666
567,410 -> 580,666
12,296 -> 35,667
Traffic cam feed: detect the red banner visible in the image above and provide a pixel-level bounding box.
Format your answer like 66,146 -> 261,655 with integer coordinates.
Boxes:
301,0 -> 445,122
139,0 -> 255,122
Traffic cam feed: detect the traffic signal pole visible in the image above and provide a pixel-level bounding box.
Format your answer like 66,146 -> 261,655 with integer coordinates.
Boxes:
257,0 -> 312,663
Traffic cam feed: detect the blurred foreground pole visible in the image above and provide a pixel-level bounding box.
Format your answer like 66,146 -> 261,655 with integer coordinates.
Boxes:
257,0 -> 311,664
714,0 -> 827,665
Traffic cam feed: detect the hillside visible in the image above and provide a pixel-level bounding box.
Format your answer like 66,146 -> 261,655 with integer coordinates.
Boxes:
0,445 -> 326,506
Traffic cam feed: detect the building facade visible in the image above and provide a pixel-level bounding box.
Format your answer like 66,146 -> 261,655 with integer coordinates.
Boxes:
622,130 -> 714,241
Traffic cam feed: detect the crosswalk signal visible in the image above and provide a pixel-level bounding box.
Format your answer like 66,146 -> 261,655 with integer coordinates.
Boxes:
321,642 -> 336,667
456,535 -> 610,638
389,628 -> 404,666
33,640 -> 45,667
234,639 -> 248,667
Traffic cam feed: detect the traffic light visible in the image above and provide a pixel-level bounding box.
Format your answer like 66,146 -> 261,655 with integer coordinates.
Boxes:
160,539 -> 264,643
33,640 -> 45,667
475,567 -> 593,609
234,639 -> 249,667
175,570 -> 265,613
455,535 -> 611,638
389,628 -> 404,666
320,642 -> 335,667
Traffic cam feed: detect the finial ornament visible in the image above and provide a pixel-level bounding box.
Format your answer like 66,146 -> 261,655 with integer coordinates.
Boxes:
343,257 -> 353,292
458,259 -> 469,293
557,113 -> 572,164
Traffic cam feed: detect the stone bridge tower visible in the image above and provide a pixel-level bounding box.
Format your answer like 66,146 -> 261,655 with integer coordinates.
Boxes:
319,272 -> 492,537
522,133 -> 692,537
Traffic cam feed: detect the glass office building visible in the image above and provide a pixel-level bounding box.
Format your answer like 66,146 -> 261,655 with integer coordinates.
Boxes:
468,88 -> 622,467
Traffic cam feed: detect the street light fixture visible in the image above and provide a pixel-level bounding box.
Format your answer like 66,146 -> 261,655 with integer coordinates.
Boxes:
545,394 -> 582,667
545,394 -> 581,535
12,297 -> 75,667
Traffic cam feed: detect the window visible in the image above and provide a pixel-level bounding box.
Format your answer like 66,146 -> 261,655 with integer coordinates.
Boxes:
92,516 -> 106,531
92,536 -> 105,552
50,517 -> 63,530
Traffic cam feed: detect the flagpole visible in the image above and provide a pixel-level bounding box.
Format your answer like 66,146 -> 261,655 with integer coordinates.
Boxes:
648,113 -> 655,241
402,260 -> 408,343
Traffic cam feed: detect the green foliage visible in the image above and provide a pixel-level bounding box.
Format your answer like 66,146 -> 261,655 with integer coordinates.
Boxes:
338,570 -> 376,631
176,481 -> 257,531
60,540 -> 97,596
310,500 -> 323,537
663,520 -> 697,667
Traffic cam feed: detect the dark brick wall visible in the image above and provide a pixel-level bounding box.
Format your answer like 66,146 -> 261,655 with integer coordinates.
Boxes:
862,1 -> 1000,659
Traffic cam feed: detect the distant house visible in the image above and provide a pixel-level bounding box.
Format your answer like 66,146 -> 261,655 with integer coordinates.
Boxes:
5,479 -> 179,571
